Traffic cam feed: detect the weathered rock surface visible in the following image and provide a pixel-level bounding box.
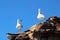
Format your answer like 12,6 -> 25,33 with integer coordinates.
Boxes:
7,16 -> 60,40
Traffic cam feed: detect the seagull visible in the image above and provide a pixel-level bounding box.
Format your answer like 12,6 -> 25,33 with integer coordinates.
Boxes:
16,19 -> 23,30
37,8 -> 45,20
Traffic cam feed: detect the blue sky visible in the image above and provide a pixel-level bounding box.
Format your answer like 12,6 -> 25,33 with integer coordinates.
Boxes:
0,0 -> 60,40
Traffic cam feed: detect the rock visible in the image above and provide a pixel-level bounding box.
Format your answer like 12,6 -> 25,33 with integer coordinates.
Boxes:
7,16 -> 60,40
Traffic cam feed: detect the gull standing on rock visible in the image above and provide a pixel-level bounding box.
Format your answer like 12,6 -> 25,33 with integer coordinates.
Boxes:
37,8 -> 45,20
16,19 -> 23,31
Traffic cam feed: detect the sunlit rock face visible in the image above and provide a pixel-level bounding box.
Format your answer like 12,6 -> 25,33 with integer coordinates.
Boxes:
7,16 -> 60,40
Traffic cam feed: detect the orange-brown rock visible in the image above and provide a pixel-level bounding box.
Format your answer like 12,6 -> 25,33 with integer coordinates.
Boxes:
7,16 -> 60,40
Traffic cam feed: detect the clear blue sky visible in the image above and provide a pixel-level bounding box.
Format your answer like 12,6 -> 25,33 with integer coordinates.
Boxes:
0,0 -> 60,40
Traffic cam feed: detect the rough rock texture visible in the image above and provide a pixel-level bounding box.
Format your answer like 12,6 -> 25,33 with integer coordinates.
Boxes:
7,16 -> 60,40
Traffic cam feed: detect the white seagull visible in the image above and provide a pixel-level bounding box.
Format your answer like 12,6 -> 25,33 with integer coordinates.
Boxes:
37,8 -> 45,20
16,19 -> 23,30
